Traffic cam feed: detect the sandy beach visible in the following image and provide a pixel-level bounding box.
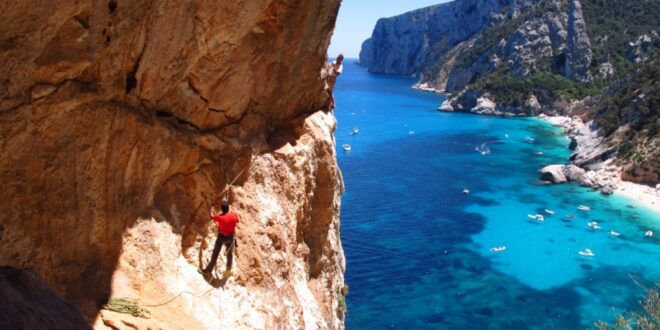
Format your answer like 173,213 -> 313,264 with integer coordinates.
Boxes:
615,181 -> 660,213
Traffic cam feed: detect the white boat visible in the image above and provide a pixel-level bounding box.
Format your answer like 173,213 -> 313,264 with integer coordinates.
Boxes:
534,151 -> 544,156
578,249 -> 595,257
475,143 -> 491,155
524,136 -> 535,143
646,230 -> 654,237
408,131 -> 415,135
565,214 -> 575,220
462,188 -> 470,194
489,246 -> 507,252
528,214 -> 544,221
609,231 -> 621,237
342,144 -> 351,151
349,128 -> 359,135
592,225 -> 601,230
577,205 -> 591,211
544,209 -> 555,215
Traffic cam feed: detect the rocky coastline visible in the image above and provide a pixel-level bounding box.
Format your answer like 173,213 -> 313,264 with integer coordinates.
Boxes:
435,94 -> 659,213
538,114 -> 659,213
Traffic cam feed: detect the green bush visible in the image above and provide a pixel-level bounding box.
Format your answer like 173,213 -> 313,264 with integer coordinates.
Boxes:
471,69 -> 601,107
594,286 -> 660,330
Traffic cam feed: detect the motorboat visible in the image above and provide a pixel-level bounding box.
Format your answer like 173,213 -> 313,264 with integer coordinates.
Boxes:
342,144 -> 351,151
528,214 -> 545,221
524,136 -> 535,143
349,128 -> 359,135
544,209 -> 555,215
646,230 -> 654,237
609,231 -> 621,237
565,214 -> 575,219
577,205 -> 591,211
462,188 -> 470,194
578,249 -> 595,257
489,246 -> 507,252
534,151 -> 544,156
408,131 -> 415,135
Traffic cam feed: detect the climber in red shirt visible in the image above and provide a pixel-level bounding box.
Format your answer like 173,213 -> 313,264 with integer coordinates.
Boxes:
200,200 -> 239,277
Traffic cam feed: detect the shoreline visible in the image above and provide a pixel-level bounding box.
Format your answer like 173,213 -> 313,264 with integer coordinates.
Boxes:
538,114 -> 660,214
412,82 -> 445,94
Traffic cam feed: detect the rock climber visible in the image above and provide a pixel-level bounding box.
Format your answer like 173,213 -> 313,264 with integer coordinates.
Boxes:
200,200 -> 239,278
324,53 -> 344,110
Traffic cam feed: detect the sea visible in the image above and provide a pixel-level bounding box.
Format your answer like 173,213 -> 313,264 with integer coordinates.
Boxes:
334,60 -> 660,329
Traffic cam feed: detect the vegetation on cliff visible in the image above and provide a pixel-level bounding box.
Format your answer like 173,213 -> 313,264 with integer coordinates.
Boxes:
582,0 -> 660,78
595,286 -> 660,330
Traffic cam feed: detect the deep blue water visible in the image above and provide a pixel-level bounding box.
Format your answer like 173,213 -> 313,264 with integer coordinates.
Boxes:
335,60 -> 660,329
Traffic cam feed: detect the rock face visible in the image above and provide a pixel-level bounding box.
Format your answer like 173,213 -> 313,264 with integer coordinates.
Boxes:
569,121 -> 615,169
0,267 -> 90,330
360,0 -> 593,90
0,0 -> 345,328
359,0 -> 512,75
561,0 -> 592,83
539,164 -> 585,183
540,165 -> 568,183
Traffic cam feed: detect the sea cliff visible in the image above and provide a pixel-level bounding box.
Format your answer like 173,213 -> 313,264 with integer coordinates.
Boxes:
360,0 -> 658,188
0,1 -> 345,328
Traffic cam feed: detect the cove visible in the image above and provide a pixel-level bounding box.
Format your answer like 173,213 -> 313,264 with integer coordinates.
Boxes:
335,60 -> 660,329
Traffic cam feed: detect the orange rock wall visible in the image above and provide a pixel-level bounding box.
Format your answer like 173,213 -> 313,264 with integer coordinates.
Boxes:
0,0 -> 344,328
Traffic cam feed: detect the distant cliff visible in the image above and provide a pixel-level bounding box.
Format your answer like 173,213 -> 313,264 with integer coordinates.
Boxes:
359,0 -> 514,75
360,0 -> 659,185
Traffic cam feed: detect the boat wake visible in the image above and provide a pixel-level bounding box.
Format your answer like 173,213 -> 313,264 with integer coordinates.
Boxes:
475,140 -> 502,155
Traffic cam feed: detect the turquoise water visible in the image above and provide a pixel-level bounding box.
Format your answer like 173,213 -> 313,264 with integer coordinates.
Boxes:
335,60 -> 660,329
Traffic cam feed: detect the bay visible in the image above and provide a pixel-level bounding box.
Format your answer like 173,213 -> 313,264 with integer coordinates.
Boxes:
335,60 -> 660,329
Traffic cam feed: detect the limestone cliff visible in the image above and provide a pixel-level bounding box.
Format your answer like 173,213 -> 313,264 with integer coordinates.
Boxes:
0,0 -> 345,328
359,0 -> 511,75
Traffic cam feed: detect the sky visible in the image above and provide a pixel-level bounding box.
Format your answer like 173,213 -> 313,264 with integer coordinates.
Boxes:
328,0 -> 451,58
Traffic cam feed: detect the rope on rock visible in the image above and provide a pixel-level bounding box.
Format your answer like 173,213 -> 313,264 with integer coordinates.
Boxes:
143,288 -> 215,308
218,149 -> 260,200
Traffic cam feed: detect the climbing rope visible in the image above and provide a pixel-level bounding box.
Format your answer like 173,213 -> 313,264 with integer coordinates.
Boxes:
103,152 -> 261,317
217,149 -> 260,201
143,288 -> 215,308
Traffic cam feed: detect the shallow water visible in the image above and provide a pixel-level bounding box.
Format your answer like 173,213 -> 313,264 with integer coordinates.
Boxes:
335,61 -> 660,329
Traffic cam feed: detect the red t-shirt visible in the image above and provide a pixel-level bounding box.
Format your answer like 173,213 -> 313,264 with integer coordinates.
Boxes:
213,212 -> 239,236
